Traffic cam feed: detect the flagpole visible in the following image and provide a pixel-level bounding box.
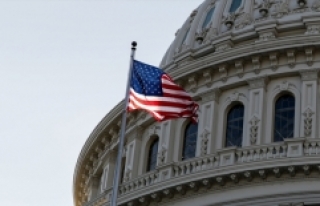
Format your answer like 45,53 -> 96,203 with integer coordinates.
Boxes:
110,41 -> 137,206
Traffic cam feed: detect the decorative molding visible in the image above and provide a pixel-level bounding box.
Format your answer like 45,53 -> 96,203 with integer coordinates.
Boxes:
271,0 -> 290,18
305,48 -> 314,66
305,24 -> 320,35
219,64 -> 228,82
198,88 -> 221,104
225,92 -> 247,104
269,52 -> 279,70
299,69 -> 319,81
287,49 -> 296,68
256,29 -> 278,42
215,40 -> 234,52
303,108 -> 314,137
200,128 -> 210,156
235,13 -> 252,29
224,13 -> 236,30
247,76 -> 269,90
202,69 -> 213,88
148,125 -> 161,136
252,56 -> 261,74
312,1 -> 320,12
273,81 -> 297,93
235,60 -> 244,78
158,145 -> 167,165
249,115 -> 260,144
187,75 -> 199,92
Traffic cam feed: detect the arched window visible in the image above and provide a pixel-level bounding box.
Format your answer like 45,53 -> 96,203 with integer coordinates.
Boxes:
229,0 -> 242,13
274,94 -> 295,142
182,123 -> 198,160
181,28 -> 190,46
226,104 -> 244,147
202,7 -> 215,29
147,138 -> 159,172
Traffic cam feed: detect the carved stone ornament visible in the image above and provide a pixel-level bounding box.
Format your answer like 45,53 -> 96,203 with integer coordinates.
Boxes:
215,40 -> 234,52
312,1 -> 320,12
249,116 -> 260,144
235,60 -> 244,78
288,166 -> 295,176
305,48 -> 314,66
230,173 -> 239,183
202,69 -> 213,87
252,56 -> 261,74
219,64 -> 228,82
269,52 -> 279,70
202,179 -> 212,188
188,75 -> 199,92
256,30 -> 277,42
225,91 -> 247,104
158,145 -> 167,165
235,13 -> 252,29
305,25 -> 320,35
189,10 -> 198,23
299,69 -> 319,81
176,185 -> 186,195
201,128 -> 210,156
195,28 -> 209,44
247,76 -> 269,90
199,88 -> 221,104
303,108 -> 314,137
259,169 -> 267,179
258,0 -> 272,17
272,0 -> 290,18
224,13 -> 236,29
150,193 -> 161,202
287,49 -> 296,68
148,125 -> 160,136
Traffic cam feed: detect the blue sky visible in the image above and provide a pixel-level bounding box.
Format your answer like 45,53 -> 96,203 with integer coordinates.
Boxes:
0,1 -> 203,205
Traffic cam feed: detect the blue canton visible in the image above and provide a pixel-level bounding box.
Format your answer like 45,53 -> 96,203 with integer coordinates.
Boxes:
131,60 -> 165,97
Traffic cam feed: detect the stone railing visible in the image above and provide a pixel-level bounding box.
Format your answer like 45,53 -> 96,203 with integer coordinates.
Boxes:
85,138 -> 320,206
84,189 -> 111,206
119,170 -> 159,195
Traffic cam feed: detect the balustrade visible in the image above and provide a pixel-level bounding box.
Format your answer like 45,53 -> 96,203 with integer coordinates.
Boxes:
85,138 -> 320,206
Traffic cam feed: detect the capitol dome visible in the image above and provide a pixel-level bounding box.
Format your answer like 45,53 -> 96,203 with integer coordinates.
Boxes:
74,1 -> 320,206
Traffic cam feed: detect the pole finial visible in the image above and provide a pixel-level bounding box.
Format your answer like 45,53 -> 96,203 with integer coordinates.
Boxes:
131,41 -> 137,50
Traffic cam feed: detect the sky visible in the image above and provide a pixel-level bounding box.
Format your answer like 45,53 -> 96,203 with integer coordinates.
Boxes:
0,1 -> 203,205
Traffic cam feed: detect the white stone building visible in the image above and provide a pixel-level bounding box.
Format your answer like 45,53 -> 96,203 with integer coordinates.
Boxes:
73,0 -> 320,205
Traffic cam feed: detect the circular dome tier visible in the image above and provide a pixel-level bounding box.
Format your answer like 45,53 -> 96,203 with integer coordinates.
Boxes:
73,1 -> 320,206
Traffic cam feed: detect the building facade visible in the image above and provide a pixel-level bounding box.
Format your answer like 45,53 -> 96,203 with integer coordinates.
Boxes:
73,0 -> 320,205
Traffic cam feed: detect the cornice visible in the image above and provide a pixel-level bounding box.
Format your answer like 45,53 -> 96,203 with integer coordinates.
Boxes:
117,161 -> 320,206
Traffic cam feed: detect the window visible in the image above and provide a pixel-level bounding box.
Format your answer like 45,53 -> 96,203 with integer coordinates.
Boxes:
182,123 -> 198,160
181,28 -> 190,46
147,138 -> 159,172
226,104 -> 244,147
274,94 -> 295,142
202,7 -> 215,29
229,0 -> 242,13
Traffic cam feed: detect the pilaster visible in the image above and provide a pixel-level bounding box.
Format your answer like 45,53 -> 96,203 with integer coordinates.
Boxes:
103,150 -> 117,189
299,69 -> 319,139
197,88 -> 220,156
246,76 -> 269,145
158,121 -> 175,165
124,126 -> 143,182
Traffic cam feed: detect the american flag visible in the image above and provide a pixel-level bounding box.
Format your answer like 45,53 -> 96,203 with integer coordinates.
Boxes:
127,60 -> 199,122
